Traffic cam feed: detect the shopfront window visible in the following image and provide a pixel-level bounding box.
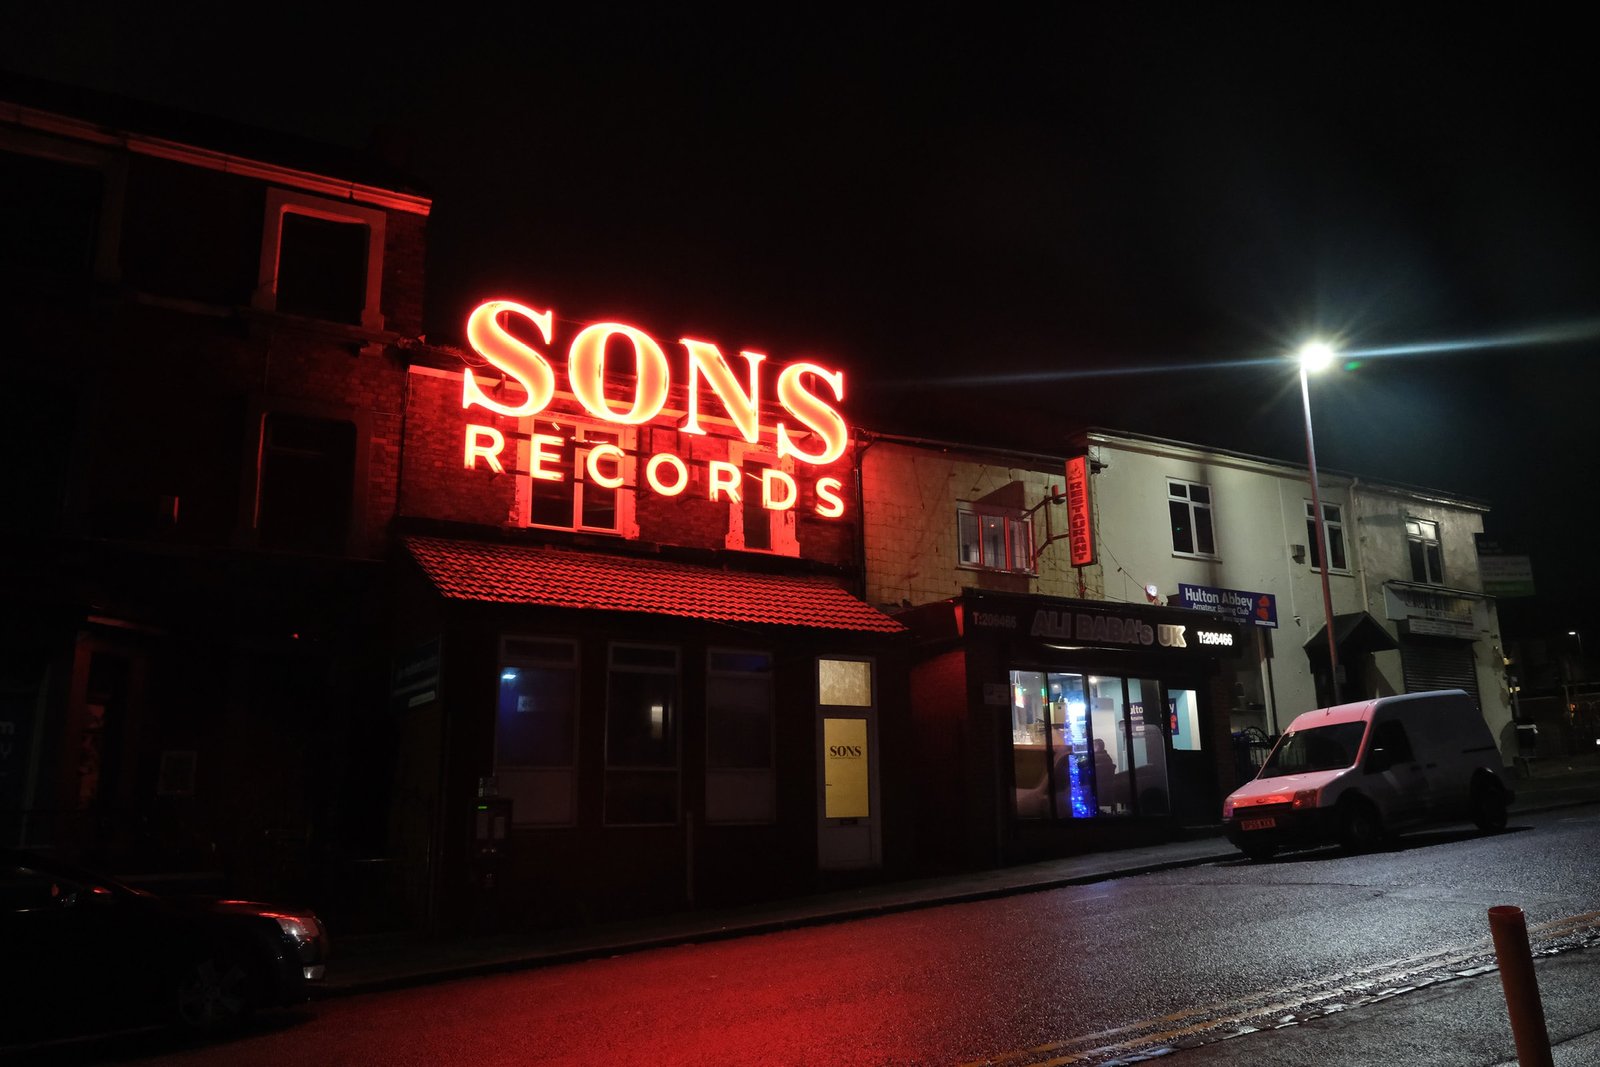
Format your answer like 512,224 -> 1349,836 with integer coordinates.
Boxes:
496,637 -> 578,826
1010,670 -> 1173,820
604,643 -> 679,825
705,649 -> 775,824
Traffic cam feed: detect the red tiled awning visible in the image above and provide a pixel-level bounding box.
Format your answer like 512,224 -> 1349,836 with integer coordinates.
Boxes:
404,536 -> 903,634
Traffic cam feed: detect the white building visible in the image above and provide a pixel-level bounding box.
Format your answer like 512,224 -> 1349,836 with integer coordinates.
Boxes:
1077,428 -> 1512,748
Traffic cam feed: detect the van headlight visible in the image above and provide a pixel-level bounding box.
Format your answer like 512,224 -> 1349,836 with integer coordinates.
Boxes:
1291,789 -> 1319,809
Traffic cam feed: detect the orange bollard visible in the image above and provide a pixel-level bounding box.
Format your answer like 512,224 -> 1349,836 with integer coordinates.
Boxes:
1488,905 -> 1554,1067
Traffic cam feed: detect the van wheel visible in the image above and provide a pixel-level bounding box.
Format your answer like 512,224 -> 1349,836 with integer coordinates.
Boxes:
1470,780 -> 1508,832
1242,842 -> 1277,862
1338,798 -> 1384,853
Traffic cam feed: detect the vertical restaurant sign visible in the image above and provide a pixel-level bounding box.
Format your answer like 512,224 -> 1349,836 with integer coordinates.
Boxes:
823,717 -> 870,819
459,298 -> 850,518
1065,455 -> 1095,567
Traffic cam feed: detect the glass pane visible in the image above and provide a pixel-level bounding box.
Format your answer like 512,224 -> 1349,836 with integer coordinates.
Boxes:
1188,484 -> 1210,505
1306,518 -> 1322,568
958,511 -> 981,564
1168,482 -> 1187,499
503,638 -> 575,664
1049,673 -> 1092,820
710,650 -> 772,673
613,645 -> 678,670
1409,540 -> 1428,582
1128,679 -> 1170,816
823,717 -> 870,818
1010,670 -> 1049,821
276,213 -> 368,324
1169,689 -> 1202,752
607,670 -> 676,766
981,514 -> 1006,568
1009,517 -> 1033,570
1330,528 -> 1347,570
1194,505 -> 1215,555
1087,676 -> 1129,815
1323,504 -> 1341,522
818,658 -> 872,706
742,461 -> 772,550
707,673 -> 773,769
1169,501 -> 1194,554
496,665 -> 576,766
1426,544 -> 1443,583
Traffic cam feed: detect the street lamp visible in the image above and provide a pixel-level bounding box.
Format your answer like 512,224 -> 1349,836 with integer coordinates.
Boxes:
1297,341 -> 1342,706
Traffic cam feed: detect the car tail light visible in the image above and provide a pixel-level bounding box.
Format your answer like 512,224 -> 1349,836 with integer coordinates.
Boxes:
1221,796 -> 1236,820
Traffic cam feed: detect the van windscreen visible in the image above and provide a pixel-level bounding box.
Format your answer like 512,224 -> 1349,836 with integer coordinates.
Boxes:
1258,721 -> 1368,778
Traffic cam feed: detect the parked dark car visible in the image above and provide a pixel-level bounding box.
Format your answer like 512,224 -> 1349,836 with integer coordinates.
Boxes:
0,849 -> 328,1046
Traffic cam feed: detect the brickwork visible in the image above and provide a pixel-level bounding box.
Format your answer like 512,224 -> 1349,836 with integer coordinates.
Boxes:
861,440 -> 1103,609
401,366 -> 859,567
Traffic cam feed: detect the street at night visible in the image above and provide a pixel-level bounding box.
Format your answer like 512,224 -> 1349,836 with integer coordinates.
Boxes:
22,802 -> 1596,1067
4,12 -> 1599,1067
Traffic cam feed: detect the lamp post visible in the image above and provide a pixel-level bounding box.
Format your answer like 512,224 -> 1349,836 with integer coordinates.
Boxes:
1298,341 -> 1342,706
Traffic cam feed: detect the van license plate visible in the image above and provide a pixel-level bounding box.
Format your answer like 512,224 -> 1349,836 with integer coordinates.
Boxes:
1241,817 -> 1276,831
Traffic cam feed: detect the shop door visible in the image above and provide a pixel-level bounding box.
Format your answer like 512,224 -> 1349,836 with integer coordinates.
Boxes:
1165,686 -> 1219,824
815,657 -> 880,870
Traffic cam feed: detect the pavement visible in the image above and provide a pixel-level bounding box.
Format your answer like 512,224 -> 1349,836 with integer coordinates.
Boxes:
319,751 -> 1600,999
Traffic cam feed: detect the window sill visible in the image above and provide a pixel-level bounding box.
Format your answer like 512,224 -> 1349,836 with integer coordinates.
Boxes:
1170,552 -> 1221,562
957,562 -> 1037,577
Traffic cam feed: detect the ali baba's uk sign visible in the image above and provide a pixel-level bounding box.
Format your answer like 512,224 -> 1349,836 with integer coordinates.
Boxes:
459,298 -> 850,518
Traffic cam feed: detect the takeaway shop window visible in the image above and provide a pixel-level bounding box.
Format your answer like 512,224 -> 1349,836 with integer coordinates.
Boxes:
256,189 -> 386,330
1305,500 -> 1348,571
1010,671 -> 1170,821
604,644 -> 680,826
495,638 -> 578,826
957,505 -> 1034,574
526,421 -> 632,534
1406,517 -> 1444,584
1168,479 -> 1217,558
705,649 -> 775,824
256,413 -> 356,555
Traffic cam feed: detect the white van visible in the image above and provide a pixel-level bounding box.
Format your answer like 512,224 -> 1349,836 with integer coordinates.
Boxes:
1223,690 -> 1513,861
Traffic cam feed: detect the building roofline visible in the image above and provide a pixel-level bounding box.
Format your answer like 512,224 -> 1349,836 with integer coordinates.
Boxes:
1,96 -> 432,217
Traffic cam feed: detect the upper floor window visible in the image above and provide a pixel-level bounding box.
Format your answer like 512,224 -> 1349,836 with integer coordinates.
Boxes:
958,504 -> 1034,574
255,189 -> 386,330
1168,479 -> 1216,557
0,146 -> 104,280
256,412 -> 356,555
1305,501 -> 1348,571
724,445 -> 799,556
1406,518 -> 1444,584
522,419 -> 636,535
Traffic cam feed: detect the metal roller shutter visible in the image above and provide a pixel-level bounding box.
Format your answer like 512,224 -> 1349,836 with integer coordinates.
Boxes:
1400,638 -> 1480,708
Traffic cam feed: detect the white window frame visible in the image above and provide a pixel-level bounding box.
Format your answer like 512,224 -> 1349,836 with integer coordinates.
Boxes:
1304,500 -> 1349,573
1167,478 -> 1218,559
1406,517 -> 1445,584
516,419 -> 639,537
494,636 -> 580,827
254,188 -> 387,331
957,503 -> 1035,574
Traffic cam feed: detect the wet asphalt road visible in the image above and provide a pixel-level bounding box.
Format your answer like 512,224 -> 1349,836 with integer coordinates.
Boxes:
45,805 -> 1600,1067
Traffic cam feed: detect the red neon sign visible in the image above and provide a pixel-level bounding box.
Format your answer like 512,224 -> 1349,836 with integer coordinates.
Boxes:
460,299 -> 850,518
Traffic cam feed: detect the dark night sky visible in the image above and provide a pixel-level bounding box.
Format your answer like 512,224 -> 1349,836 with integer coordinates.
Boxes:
5,7 -> 1597,618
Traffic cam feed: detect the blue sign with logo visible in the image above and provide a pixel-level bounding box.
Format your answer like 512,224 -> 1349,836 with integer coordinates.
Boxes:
1177,583 -> 1278,629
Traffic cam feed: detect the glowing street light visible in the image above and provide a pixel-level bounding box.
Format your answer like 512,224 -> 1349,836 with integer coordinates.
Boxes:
1297,340 -> 1342,706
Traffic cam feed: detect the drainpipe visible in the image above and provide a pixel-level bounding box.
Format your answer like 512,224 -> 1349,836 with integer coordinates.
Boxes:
852,435 -> 877,602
